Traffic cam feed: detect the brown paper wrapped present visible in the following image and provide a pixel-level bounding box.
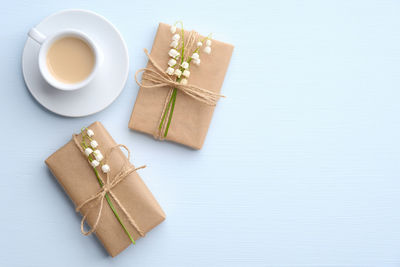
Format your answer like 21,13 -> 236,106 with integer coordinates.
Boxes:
129,22 -> 234,149
45,121 -> 165,257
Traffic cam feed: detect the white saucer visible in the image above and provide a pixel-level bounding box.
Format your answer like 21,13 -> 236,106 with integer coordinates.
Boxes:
22,9 -> 129,117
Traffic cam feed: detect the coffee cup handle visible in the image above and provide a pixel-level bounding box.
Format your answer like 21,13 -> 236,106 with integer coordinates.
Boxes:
28,28 -> 46,44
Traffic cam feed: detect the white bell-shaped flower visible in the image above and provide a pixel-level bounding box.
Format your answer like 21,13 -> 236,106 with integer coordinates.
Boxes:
84,148 -> 93,157
197,41 -> 203,47
182,70 -> 190,78
170,25 -> 177,34
204,46 -> 211,54
181,61 -> 189,69
166,67 -> 175,75
192,52 -> 199,60
206,39 -> 212,46
172,34 -> 180,41
180,78 -> 188,85
93,150 -> 104,162
174,69 -> 182,78
102,164 -> 111,173
168,59 -> 177,67
170,40 -> 178,48
169,49 -> 180,59
193,58 -> 201,66
90,140 -> 98,148
90,160 -> 100,168
168,49 -> 178,58
87,129 -> 94,137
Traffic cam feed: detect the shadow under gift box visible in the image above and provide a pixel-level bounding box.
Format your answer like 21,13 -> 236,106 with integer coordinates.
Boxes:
45,121 -> 165,257
129,23 -> 234,149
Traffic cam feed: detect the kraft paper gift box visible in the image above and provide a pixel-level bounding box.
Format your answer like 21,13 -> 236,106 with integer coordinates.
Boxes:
129,22 -> 234,149
45,121 -> 165,257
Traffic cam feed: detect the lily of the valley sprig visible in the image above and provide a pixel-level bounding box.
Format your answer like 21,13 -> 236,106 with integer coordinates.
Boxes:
160,21 -> 213,137
80,127 -> 135,244
81,129 -> 110,173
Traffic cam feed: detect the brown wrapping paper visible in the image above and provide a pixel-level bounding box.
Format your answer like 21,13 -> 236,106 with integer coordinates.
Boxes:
129,23 -> 234,149
45,121 -> 165,257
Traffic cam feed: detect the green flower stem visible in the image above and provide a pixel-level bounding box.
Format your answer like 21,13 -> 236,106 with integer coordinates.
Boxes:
158,91 -> 174,130
159,24 -> 212,138
158,21 -> 185,136
92,167 -> 136,244
164,88 -> 177,137
180,23 -> 185,64
161,76 -> 181,137
81,129 -> 135,244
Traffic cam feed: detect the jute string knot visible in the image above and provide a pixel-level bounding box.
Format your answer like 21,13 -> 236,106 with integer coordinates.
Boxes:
72,135 -> 146,237
134,30 -> 225,139
134,49 -> 225,106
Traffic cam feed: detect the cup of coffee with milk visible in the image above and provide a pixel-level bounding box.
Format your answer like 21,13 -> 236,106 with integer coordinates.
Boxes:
28,28 -> 101,91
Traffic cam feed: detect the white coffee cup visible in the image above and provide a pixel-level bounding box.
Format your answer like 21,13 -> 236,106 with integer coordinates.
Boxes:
28,28 -> 101,91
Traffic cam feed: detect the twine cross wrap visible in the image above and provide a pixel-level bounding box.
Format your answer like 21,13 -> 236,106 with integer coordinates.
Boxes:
72,135 -> 146,238
134,30 -> 225,139
135,60 -> 223,106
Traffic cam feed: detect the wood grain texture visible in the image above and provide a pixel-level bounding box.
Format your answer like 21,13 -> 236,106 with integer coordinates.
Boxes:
1,0 -> 400,266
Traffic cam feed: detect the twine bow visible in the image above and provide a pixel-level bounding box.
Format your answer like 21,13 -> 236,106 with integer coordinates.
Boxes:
73,135 -> 145,238
135,49 -> 224,106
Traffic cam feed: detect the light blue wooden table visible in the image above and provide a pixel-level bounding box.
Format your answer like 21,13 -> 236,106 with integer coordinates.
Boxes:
1,1 -> 400,266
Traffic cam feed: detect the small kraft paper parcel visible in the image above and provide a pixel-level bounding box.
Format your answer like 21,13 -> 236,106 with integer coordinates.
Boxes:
45,121 -> 165,257
129,22 -> 234,149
